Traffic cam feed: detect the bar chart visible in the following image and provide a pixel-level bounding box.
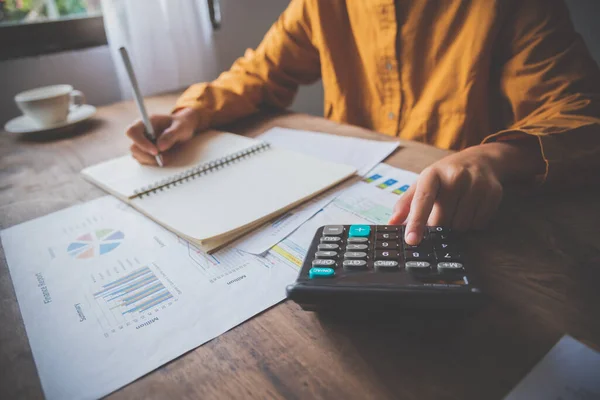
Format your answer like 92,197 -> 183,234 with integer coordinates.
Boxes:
89,263 -> 179,336
93,265 -> 173,315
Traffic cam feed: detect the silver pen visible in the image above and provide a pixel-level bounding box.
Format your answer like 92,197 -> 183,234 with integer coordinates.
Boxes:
118,46 -> 163,167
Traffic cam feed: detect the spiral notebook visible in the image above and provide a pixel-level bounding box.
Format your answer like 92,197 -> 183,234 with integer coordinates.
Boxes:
81,131 -> 356,253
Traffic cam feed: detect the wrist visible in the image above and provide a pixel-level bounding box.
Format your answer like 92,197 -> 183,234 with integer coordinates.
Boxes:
475,140 -> 545,184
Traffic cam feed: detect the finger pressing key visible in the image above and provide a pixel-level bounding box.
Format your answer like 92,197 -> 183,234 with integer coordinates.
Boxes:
388,184 -> 415,225
405,171 -> 440,245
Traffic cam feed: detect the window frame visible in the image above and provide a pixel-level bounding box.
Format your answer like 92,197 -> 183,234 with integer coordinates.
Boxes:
0,15 -> 107,61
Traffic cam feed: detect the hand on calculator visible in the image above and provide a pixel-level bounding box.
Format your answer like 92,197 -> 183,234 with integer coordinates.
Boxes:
388,140 -> 545,246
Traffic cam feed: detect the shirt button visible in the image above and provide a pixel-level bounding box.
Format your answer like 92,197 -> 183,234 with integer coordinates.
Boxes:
388,112 -> 395,120
386,62 -> 393,71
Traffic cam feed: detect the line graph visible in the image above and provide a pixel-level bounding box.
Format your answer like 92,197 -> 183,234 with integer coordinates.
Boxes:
177,237 -> 252,283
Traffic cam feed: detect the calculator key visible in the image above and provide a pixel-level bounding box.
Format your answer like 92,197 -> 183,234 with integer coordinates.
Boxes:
349,225 -> 371,237
312,259 -> 337,268
431,232 -> 451,241
375,250 -> 400,260
404,251 -> 432,261
405,261 -> 431,272
309,267 -> 335,279
320,236 -> 341,243
374,260 -> 399,270
437,262 -> 464,273
318,243 -> 340,251
344,251 -> 368,259
376,232 -> 398,240
323,225 -> 344,236
434,242 -> 453,250
343,260 -> 368,270
403,243 -> 432,252
377,225 -> 401,232
315,251 -> 338,259
436,252 -> 462,261
428,226 -> 451,234
346,244 -> 368,251
347,237 -> 369,243
375,241 -> 399,250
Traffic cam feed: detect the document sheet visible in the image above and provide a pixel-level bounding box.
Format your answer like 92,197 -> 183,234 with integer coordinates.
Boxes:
1,196 -> 298,399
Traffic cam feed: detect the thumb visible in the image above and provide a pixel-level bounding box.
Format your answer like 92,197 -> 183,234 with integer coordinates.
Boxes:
156,122 -> 185,152
388,185 -> 415,224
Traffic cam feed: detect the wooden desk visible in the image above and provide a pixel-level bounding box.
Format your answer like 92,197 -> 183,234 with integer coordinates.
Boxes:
1,94 -> 600,400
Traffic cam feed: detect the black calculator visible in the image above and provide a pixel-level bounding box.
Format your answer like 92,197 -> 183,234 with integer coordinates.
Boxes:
286,225 -> 483,313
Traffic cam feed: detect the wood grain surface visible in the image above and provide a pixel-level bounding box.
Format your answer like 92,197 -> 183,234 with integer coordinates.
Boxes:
1,94 -> 599,400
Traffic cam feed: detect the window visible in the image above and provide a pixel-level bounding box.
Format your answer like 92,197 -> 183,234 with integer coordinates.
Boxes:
0,0 -> 101,24
0,0 -> 107,61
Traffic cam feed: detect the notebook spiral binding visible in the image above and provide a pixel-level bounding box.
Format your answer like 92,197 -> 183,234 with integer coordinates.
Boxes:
133,142 -> 271,198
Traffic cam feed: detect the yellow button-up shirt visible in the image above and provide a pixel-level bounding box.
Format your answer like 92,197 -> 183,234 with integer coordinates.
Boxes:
175,0 -> 600,183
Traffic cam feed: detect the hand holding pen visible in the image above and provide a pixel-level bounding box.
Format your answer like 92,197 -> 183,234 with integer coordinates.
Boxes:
120,47 -> 203,167
119,47 -> 163,166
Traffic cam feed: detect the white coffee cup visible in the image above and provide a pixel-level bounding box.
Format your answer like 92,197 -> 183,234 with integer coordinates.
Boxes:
15,85 -> 85,128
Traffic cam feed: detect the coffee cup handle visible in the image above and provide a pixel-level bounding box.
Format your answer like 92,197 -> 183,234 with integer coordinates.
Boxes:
70,90 -> 86,111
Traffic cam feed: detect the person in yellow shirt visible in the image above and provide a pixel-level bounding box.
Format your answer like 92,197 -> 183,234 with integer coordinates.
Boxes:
126,0 -> 600,246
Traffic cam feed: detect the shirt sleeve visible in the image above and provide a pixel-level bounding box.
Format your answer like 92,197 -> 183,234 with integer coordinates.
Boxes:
483,0 -> 600,186
173,0 -> 321,130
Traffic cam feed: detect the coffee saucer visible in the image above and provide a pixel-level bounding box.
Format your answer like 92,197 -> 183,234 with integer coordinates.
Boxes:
3,104 -> 97,134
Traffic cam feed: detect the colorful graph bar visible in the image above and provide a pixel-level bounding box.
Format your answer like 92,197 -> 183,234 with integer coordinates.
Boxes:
363,173 -> 382,183
377,178 -> 398,189
94,266 -> 173,315
271,244 -> 303,267
392,184 -> 411,195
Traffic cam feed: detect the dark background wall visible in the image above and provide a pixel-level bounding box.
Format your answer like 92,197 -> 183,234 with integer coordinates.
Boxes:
565,0 -> 600,66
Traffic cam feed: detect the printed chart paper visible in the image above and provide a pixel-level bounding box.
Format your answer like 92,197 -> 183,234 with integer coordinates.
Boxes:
266,164 -> 418,268
1,196 -> 297,400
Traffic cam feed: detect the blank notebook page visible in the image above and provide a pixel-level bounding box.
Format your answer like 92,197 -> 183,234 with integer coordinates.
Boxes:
130,147 -> 354,241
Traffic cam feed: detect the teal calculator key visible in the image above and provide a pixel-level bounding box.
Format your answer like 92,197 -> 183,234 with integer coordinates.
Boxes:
309,267 -> 335,279
349,225 -> 371,237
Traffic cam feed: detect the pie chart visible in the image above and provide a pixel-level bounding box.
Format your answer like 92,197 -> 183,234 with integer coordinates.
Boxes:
67,229 -> 125,259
